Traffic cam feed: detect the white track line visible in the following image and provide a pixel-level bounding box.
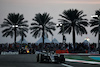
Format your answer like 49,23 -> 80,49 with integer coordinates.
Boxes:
65,59 -> 100,65
61,63 -> 73,67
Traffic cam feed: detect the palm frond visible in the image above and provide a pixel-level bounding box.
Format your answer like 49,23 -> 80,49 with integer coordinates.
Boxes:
76,25 -> 87,36
90,19 -> 99,27
46,22 -> 56,26
1,13 -> 28,40
2,31 -> 14,38
1,24 -> 10,28
32,28 -> 41,38
2,27 -> 12,33
78,21 -> 88,26
91,27 -> 99,36
31,23 -> 39,25
4,19 -> 12,25
30,12 -> 55,39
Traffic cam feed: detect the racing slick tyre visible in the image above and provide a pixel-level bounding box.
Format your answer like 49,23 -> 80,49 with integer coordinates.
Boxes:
54,56 -> 60,63
38,54 -> 44,63
59,55 -> 65,63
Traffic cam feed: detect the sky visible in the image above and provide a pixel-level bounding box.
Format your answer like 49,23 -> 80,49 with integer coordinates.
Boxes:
0,0 -> 100,44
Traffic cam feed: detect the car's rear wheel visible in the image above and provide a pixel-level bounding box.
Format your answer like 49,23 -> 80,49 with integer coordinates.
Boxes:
37,54 -> 44,63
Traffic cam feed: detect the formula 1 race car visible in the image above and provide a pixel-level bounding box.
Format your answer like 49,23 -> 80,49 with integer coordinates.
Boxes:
36,51 -> 65,63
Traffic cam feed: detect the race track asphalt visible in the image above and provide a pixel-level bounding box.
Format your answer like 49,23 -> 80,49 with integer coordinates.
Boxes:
0,54 -> 100,67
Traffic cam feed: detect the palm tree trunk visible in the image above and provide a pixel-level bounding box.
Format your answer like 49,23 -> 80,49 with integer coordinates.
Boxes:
21,35 -> 24,43
43,26 -> 44,44
21,36 -> 22,46
14,28 -> 16,44
73,26 -> 75,50
42,25 -> 45,50
14,28 -> 16,48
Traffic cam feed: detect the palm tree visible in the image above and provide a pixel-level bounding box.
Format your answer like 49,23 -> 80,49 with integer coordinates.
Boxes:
30,12 -> 56,45
1,13 -> 28,44
59,9 -> 88,49
90,9 -> 100,51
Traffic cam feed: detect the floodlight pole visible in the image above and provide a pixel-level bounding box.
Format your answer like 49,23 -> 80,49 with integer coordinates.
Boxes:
56,24 -> 65,45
